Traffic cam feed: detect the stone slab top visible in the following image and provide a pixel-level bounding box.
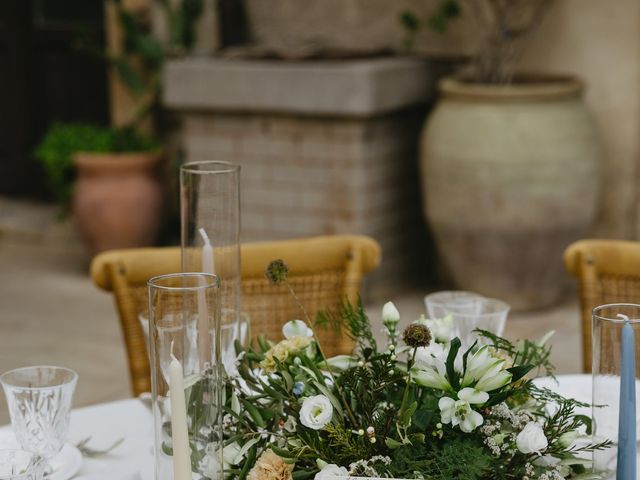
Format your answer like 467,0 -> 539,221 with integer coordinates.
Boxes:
162,57 -> 434,117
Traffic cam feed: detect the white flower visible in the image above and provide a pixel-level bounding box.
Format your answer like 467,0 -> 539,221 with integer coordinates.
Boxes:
314,463 -> 348,480
201,441 -> 246,479
283,320 -> 313,339
324,355 -> 357,371
462,346 -> 512,392
411,356 -> 451,390
382,302 -> 400,325
438,388 -> 488,433
516,422 -> 548,454
474,366 -> 512,392
418,314 -> 455,343
299,395 -> 333,430
414,343 -> 446,370
283,416 -> 297,433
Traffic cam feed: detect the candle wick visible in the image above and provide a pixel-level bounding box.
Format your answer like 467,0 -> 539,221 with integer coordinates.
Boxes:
199,227 -> 211,246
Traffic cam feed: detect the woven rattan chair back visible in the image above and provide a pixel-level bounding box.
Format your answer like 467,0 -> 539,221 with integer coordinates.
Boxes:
564,239 -> 640,373
91,235 -> 381,395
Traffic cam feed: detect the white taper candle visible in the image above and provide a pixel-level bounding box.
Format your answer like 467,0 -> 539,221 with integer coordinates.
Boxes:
169,342 -> 192,480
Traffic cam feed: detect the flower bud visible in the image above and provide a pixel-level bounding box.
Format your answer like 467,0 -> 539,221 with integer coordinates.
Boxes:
382,302 -> 400,325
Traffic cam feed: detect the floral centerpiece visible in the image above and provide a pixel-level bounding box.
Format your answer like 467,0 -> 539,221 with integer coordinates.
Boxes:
200,261 -> 609,480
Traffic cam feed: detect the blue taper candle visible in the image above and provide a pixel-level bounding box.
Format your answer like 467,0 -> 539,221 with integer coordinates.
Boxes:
617,316 -> 637,480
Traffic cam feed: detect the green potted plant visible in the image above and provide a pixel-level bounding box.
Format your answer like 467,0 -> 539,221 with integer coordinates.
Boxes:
36,0 -> 203,254
409,0 -> 602,309
36,123 -> 161,253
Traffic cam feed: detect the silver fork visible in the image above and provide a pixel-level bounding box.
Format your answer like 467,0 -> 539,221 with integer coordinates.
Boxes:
75,436 -> 125,457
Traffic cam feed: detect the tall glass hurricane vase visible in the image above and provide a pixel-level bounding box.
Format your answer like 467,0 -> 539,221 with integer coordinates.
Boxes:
148,273 -> 222,480
592,304 -> 640,479
180,161 -> 242,377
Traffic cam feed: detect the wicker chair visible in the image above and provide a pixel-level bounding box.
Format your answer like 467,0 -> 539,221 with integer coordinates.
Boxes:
91,234 -> 381,395
564,239 -> 640,373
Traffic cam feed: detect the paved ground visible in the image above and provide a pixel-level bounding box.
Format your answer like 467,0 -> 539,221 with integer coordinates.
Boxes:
0,198 -> 582,424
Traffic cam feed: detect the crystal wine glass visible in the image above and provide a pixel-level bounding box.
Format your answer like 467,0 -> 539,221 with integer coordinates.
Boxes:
0,366 -> 77,460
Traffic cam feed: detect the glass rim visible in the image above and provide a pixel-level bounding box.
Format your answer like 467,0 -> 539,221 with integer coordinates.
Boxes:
426,294 -> 509,317
0,365 -> 78,389
425,290 -> 484,303
593,303 -> 640,323
180,160 -> 240,175
147,272 -> 220,291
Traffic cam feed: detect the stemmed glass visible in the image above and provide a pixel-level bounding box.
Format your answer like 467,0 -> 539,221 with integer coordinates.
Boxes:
0,366 -> 77,467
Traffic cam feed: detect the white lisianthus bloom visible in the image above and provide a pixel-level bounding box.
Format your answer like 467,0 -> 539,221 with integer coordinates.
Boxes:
283,319 -> 313,339
438,387 -> 488,433
314,463 -> 349,480
410,356 -> 451,390
300,395 -> 334,430
516,422 -> 548,454
382,301 -> 400,325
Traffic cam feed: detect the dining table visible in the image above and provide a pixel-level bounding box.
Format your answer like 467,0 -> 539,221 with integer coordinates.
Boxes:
0,374 -> 592,480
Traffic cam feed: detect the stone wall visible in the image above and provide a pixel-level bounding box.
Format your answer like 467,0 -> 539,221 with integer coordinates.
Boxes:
164,58 -> 435,298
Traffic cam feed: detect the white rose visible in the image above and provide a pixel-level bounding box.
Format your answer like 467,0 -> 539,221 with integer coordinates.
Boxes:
382,302 -> 400,324
314,464 -> 348,480
516,422 -> 548,454
283,320 -> 313,339
299,395 -> 333,430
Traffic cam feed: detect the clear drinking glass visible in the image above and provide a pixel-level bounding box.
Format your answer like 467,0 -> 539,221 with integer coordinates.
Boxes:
425,291 -> 509,347
0,450 -> 46,480
425,291 -> 485,318
148,272 -> 222,480
592,304 -> 640,479
0,366 -> 77,460
180,161 -> 241,381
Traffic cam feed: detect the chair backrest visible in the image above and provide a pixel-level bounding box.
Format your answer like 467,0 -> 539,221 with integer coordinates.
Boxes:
91,234 -> 381,395
564,239 -> 640,372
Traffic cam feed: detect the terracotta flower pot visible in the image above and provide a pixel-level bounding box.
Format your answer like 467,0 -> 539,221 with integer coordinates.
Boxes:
420,75 -> 602,310
72,151 -> 164,254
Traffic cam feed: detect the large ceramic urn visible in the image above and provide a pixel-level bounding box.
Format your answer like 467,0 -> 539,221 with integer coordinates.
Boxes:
420,75 -> 602,310
72,151 -> 164,254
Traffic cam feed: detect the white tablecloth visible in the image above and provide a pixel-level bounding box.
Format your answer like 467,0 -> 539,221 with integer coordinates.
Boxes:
0,398 -> 155,480
0,375 -> 593,480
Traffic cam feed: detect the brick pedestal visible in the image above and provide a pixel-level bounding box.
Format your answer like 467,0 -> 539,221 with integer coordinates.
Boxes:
164,58 -> 435,298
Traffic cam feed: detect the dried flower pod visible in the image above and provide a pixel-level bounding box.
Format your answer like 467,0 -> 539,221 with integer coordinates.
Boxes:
265,259 -> 289,284
402,323 -> 432,348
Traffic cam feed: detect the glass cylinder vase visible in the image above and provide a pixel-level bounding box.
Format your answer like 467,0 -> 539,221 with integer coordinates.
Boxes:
180,161 -> 243,377
148,273 -> 222,480
592,303 -> 640,479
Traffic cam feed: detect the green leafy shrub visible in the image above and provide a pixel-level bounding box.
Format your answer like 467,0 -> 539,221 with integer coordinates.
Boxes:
35,123 -> 157,204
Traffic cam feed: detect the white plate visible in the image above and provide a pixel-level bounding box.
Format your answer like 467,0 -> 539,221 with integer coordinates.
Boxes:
49,443 -> 82,480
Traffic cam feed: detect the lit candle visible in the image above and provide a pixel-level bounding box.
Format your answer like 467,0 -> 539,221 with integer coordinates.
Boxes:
199,228 -> 215,275
169,343 -> 192,480
617,313 -> 636,480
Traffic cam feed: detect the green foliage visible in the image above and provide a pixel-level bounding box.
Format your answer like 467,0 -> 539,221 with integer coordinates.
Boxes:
35,123 -> 157,203
400,0 -> 461,50
391,438 -> 491,480
428,0 -> 462,33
